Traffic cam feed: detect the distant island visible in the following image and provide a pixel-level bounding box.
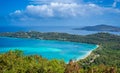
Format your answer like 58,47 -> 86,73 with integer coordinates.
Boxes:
73,24 -> 120,32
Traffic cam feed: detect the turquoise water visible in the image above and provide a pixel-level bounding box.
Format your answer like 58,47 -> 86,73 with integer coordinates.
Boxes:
0,37 -> 97,63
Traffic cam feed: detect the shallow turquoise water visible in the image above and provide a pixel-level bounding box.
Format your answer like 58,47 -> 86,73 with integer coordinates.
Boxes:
0,37 -> 97,63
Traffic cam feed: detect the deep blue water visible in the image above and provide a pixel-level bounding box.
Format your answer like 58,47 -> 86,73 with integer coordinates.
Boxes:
0,37 -> 97,63
0,26 -> 120,35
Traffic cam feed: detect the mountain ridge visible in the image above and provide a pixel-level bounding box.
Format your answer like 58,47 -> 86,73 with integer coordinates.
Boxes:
74,24 -> 120,32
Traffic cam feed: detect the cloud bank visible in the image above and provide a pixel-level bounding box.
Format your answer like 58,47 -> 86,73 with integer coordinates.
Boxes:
9,0 -> 120,23
10,2 -> 120,20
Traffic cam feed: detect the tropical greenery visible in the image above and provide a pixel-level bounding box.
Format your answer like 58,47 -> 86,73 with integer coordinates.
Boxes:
0,50 -> 65,73
0,31 -> 120,73
0,50 -> 119,73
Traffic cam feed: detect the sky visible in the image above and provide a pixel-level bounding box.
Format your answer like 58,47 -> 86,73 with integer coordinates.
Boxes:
0,0 -> 120,26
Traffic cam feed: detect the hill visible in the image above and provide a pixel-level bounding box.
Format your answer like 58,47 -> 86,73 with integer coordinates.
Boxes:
74,24 -> 120,32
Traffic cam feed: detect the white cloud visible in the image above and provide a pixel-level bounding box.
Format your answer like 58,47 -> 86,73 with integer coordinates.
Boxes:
26,5 -> 54,17
113,2 -> 117,8
10,2 -> 120,21
14,10 -> 21,14
113,0 -> 120,7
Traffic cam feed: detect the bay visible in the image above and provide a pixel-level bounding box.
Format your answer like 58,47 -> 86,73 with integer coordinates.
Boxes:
0,37 -> 97,63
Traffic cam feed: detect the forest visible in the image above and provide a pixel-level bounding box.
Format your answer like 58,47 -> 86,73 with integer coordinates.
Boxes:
0,50 -> 118,73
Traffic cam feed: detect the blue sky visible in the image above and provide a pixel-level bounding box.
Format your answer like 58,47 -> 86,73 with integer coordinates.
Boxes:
0,0 -> 120,26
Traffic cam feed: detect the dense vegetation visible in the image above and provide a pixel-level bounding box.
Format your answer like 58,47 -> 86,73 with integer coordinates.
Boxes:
0,50 -> 65,73
0,31 -> 120,72
0,50 -> 118,73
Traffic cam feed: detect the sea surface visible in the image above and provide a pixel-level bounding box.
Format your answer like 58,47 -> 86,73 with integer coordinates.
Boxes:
0,37 -> 97,63
0,26 -> 120,35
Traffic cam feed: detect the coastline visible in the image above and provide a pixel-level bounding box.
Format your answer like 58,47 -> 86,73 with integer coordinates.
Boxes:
76,45 -> 99,62
0,37 -> 99,64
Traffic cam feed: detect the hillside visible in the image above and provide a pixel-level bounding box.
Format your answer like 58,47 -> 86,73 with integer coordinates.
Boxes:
74,24 -> 120,32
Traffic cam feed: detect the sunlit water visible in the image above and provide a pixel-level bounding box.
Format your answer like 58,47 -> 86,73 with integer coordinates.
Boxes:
0,37 -> 97,63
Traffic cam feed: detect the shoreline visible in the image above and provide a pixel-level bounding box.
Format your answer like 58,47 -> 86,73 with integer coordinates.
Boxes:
75,45 -> 99,62
0,36 -> 100,64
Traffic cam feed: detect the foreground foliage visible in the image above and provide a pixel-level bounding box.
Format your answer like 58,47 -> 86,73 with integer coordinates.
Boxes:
0,50 -> 65,73
0,50 -> 119,73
